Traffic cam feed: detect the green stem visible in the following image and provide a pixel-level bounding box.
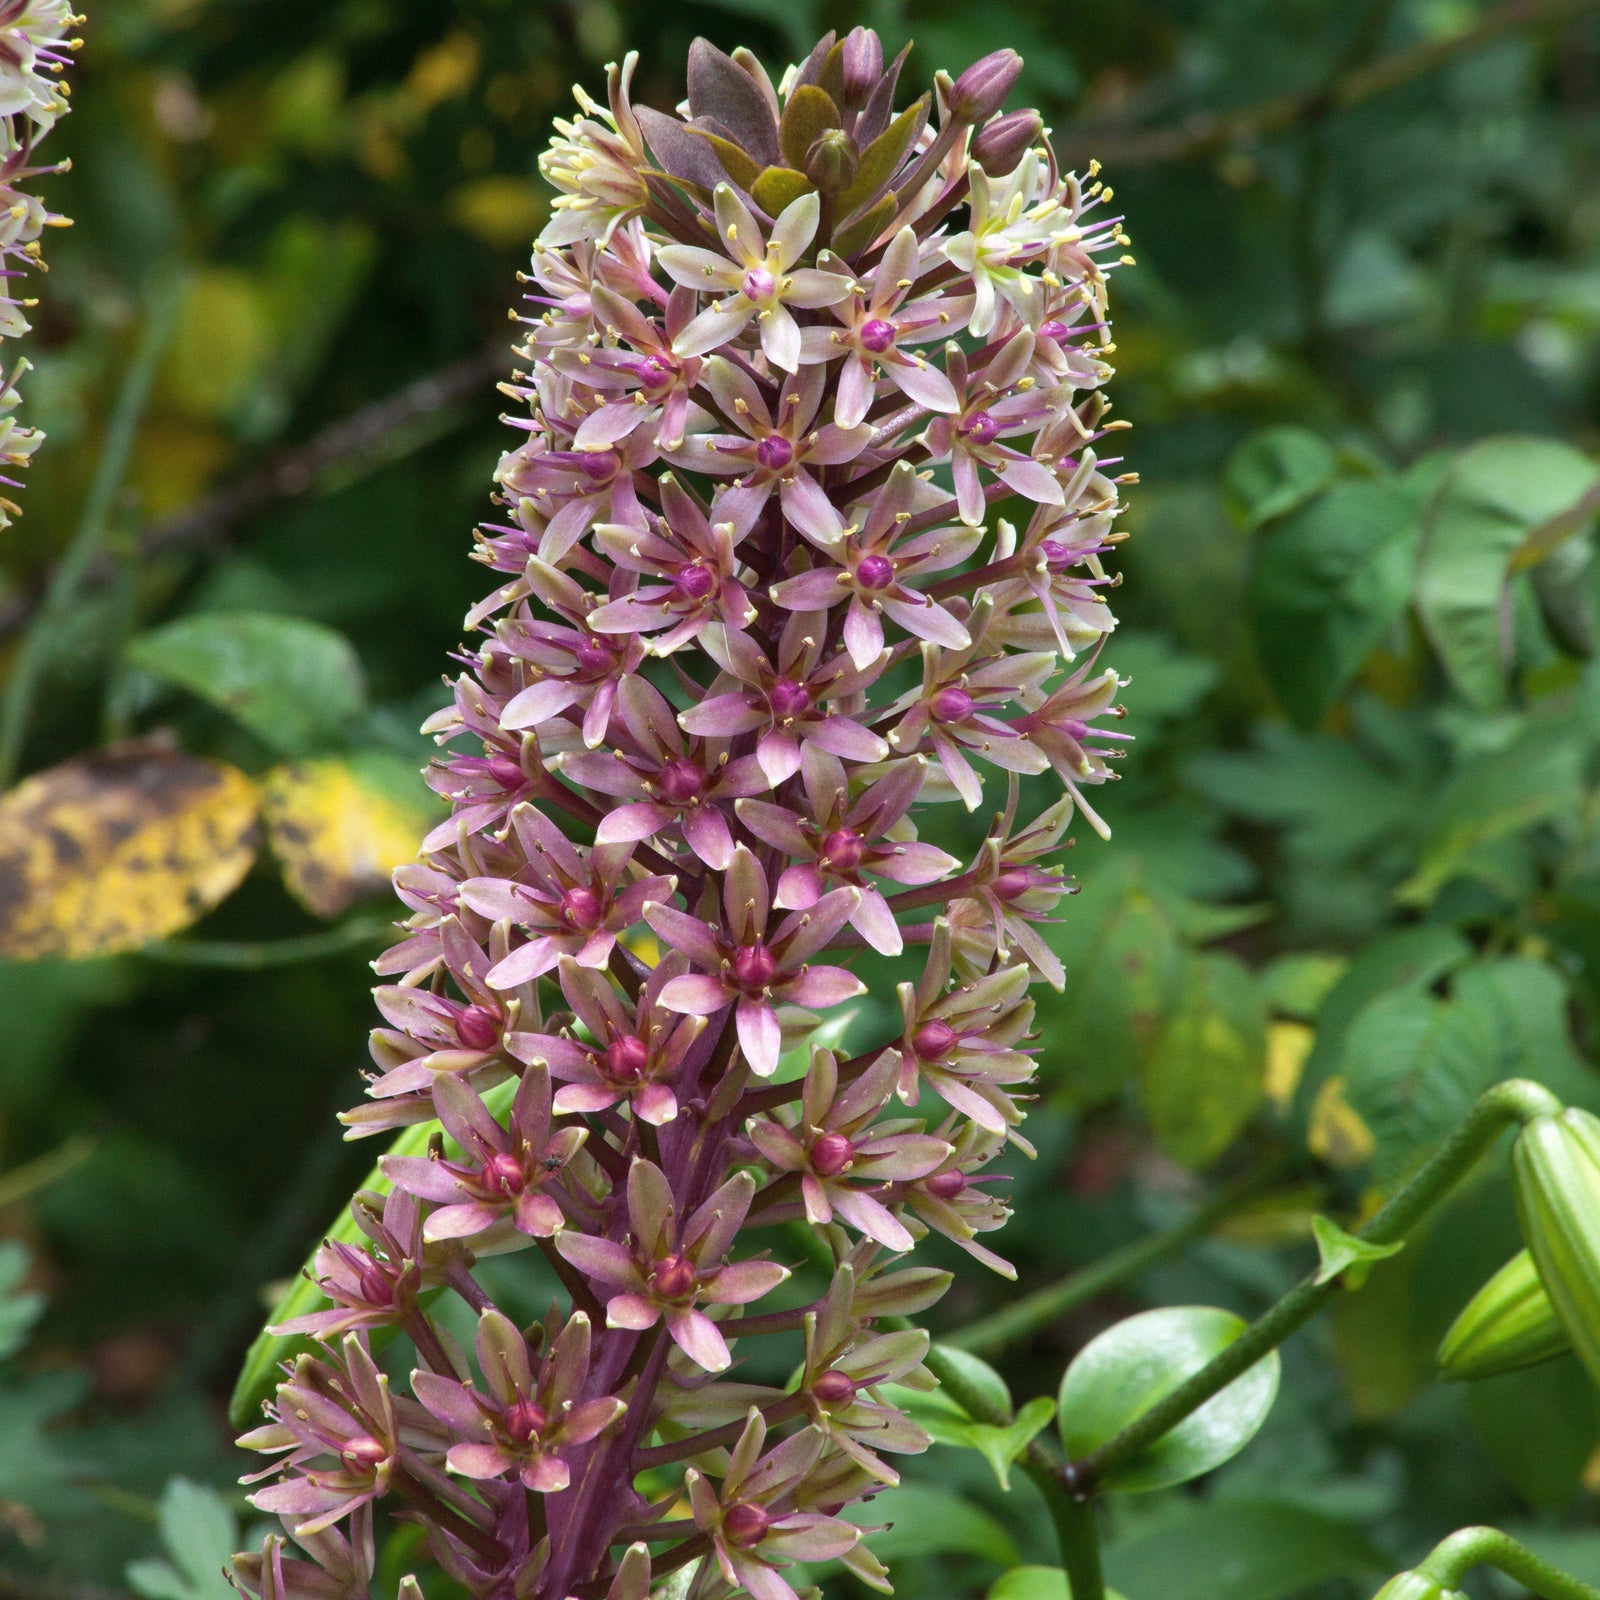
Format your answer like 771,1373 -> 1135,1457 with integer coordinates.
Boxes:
1419,1526 -> 1600,1599
951,1162 -> 1279,1357
0,1134 -> 93,1210
1025,1467 -> 1104,1600
1068,1078 -> 1560,1492
0,271 -> 185,788
140,916 -> 393,968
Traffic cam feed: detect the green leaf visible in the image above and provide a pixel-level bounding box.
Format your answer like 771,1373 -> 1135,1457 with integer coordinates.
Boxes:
1103,1500 -> 1384,1600
1111,633 -> 1220,730
1310,1214 -> 1404,1289
1187,725 -> 1419,865
1306,924 -> 1474,1082
1467,1355 -> 1600,1509
750,166 -> 813,216
1248,476 -> 1422,727
837,98 -> 927,218
844,1482 -> 1018,1566
1338,990 -> 1500,1175
1225,428 -> 1340,531
907,1394 -> 1056,1491
1452,957 -> 1597,1108
987,1567 -> 1129,1600
0,1241 -> 43,1361
1397,724 -> 1585,905
1259,952 -> 1348,1020
126,1478 -> 238,1600
126,611 -> 366,756
1037,863 -> 1184,1107
1057,1306 -> 1281,1493
1140,951 -> 1266,1169
892,1347 -> 1052,1489
928,1343 -> 1013,1420
778,83 -> 842,170
1415,436 -> 1600,709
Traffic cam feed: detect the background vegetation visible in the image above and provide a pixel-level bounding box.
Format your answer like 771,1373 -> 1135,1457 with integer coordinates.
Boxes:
8,0 -> 1600,1594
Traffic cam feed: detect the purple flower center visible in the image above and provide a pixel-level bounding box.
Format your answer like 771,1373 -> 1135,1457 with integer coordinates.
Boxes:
1039,319 -> 1070,343
606,1034 -> 650,1081
756,433 -> 794,472
560,886 -> 604,928
732,942 -> 778,991
660,758 -> 706,805
574,640 -> 614,673
856,553 -> 895,591
341,1435 -> 389,1469
913,1019 -> 958,1059
503,1399 -> 547,1445
482,1151 -> 527,1195
769,677 -> 811,719
860,317 -> 897,354
674,561 -> 718,601
357,1258 -> 399,1308
640,353 -> 674,388
577,450 -> 617,482
964,409 -> 1001,446
930,686 -> 975,724
1039,538 -> 1080,570
487,754 -> 526,790
742,267 -> 776,302
993,868 -> 1039,901
822,828 -> 866,873
723,1502 -> 771,1548
810,1132 -> 855,1176
925,1170 -> 967,1200
651,1252 -> 698,1302
457,1004 -> 501,1051
812,1369 -> 858,1407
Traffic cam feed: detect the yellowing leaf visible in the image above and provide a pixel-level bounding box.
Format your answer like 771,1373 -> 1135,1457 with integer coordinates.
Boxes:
1307,1075 -> 1376,1169
262,757 -> 429,918
448,176 -> 546,247
1264,1020 -> 1314,1112
0,740 -> 259,959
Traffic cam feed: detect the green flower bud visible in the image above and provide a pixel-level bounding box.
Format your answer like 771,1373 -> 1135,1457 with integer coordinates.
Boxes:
1437,1248 -> 1570,1382
1512,1107 -> 1600,1387
805,128 -> 858,194
1371,1575 -> 1465,1600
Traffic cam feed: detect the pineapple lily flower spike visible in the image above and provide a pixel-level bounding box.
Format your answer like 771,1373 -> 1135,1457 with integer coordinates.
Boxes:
230,28 -> 1134,1600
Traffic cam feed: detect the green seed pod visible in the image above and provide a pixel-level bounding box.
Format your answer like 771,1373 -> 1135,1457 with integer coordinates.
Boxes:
1437,1248 -> 1570,1382
1512,1107 -> 1600,1388
1371,1575 -> 1465,1600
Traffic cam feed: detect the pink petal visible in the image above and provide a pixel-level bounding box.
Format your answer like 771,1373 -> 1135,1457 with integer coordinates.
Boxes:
665,1306 -> 731,1372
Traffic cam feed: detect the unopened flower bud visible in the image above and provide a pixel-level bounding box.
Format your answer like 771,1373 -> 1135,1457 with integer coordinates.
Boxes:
806,128 -> 858,193
1512,1106 -> 1600,1387
951,49 -> 1023,124
813,1369 -> 857,1407
1437,1248 -> 1568,1382
839,26 -> 883,104
971,109 -> 1042,176
723,1501 -> 771,1547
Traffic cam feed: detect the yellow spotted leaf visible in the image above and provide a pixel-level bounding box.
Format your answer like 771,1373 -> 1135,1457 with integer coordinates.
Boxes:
0,740 -> 260,959
1308,1075 -> 1377,1169
262,756 -> 430,918
1264,1020 -> 1315,1112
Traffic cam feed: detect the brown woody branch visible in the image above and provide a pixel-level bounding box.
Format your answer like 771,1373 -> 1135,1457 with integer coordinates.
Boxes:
0,341 -> 510,640
1056,0 -> 1600,168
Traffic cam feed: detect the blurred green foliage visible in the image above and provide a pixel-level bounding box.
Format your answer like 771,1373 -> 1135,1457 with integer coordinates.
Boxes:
10,0 -> 1600,1594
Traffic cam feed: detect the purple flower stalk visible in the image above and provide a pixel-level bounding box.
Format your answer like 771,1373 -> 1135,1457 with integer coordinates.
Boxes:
235,28 -> 1131,1600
